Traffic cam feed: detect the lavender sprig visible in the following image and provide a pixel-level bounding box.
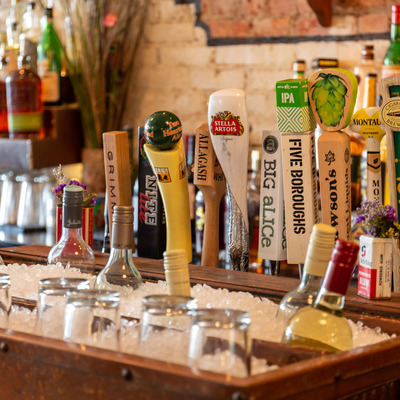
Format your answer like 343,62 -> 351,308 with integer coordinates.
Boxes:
354,200 -> 400,238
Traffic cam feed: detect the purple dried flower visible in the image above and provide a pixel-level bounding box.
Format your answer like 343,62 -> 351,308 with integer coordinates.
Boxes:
69,180 -> 87,190
355,214 -> 365,224
91,198 -> 96,205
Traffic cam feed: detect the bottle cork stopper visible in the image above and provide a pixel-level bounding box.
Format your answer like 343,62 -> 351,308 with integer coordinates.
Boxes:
304,223 -> 337,277
322,239 -> 359,295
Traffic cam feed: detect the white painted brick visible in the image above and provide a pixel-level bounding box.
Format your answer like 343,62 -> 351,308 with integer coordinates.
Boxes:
144,23 -> 196,43
215,45 -> 267,65
190,69 -> 217,89
246,94 -> 268,115
133,65 -> 190,89
159,46 -> 214,66
159,0 -> 196,23
267,44 -> 296,71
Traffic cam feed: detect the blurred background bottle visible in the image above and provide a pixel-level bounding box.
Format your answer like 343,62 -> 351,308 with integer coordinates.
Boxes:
0,45 -> 8,138
247,149 -> 263,273
37,7 -> 62,106
5,0 -> 23,74
292,59 -> 306,79
354,45 -> 378,111
6,37 -> 43,139
21,0 -> 42,74
382,5 -> 400,78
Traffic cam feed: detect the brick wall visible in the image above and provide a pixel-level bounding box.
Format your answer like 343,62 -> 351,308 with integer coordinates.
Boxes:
125,0 -> 392,149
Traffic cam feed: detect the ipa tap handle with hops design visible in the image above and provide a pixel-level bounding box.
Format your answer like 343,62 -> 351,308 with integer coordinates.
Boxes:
143,111 -> 192,262
208,89 -> 249,271
308,68 -> 358,240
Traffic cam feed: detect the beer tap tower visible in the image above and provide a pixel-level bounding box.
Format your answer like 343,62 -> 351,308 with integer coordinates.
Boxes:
275,78 -> 318,266
143,111 -> 192,262
193,123 -> 226,268
350,107 -> 385,204
308,68 -> 358,240
208,89 -> 249,271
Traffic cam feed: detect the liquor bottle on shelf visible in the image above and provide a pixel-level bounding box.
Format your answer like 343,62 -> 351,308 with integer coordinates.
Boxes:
247,149 -> 263,273
277,223 -> 336,322
292,60 -> 306,79
354,45 -> 378,111
282,239 -> 359,352
21,0 -> 42,74
5,1 -> 22,74
0,45 -> 8,138
48,185 -> 95,272
6,37 -> 43,140
95,206 -> 142,291
350,132 -> 365,210
37,7 -> 62,106
382,5 -> 400,78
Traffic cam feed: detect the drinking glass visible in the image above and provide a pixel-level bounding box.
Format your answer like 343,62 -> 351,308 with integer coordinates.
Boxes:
36,277 -> 90,339
0,273 -> 11,329
137,294 -> 197,364
63,290 -> 120,351
188,309 -> 252,378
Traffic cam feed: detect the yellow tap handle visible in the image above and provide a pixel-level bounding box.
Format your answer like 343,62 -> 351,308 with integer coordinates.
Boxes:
144,139 -> 192,262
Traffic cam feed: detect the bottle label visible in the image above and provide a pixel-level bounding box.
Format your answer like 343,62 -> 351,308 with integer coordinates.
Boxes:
381,65 -> 400,79
57,206 -> 93,248
38,59 -> 60,102
63,205 -> 83,228
8,111 -> 42,132
42,74 -> 60,103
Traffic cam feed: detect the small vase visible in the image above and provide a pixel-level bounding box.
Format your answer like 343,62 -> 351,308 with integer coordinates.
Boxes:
81,148 -> 106,195
56,205 -> 94,249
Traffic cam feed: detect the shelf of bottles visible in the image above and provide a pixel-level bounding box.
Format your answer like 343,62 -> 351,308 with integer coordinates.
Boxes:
0,0 -> 83,170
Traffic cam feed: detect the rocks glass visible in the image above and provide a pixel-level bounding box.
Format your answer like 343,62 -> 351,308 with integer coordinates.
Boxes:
36,277 -> 90,339
137,294 -> 197,364
0,273 -> 11,329
188,308 -> 252,378
63,290 -> 121,351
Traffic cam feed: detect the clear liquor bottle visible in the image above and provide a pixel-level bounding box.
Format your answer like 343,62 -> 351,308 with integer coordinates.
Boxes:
21,0 -> 42,74
48,185 -> 95,272
282,239 -> 359,352
95,206 -> 142,291
277,223 -> 336,322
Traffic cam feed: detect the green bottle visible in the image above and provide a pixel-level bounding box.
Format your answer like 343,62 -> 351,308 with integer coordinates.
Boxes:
383,5 -> 400,78
37,7 -> 62,106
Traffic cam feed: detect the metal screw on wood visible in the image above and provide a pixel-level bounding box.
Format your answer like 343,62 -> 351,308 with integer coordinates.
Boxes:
232,391 -> 248,400
0,342 -> 9,353
121,368 -> 133,381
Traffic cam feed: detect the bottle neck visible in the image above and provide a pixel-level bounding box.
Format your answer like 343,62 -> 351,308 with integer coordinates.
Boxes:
61,226 -> 84,240
109,247 -> 133,260
110,222 -> 133,251
298,271 -> 323,289
391,23 -> 400,43
314,287 -> 345,314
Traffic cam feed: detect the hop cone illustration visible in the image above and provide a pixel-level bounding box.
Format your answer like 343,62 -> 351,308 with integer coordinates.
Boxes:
311,73 -> 347,127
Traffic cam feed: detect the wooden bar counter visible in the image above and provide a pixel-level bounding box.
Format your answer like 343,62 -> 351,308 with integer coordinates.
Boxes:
1,245 -> 400,399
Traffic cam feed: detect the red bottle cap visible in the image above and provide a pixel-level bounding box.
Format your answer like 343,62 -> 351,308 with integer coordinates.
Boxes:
322,239 -> 359,296
392,5 -> 400,25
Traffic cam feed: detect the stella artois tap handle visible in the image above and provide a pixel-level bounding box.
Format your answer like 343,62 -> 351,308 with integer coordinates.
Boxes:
208,89 -> 249,271
194,123 -> 226,268
143,111 -> 192,262
350,107 -> 385,204
308,68 -> 358,240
